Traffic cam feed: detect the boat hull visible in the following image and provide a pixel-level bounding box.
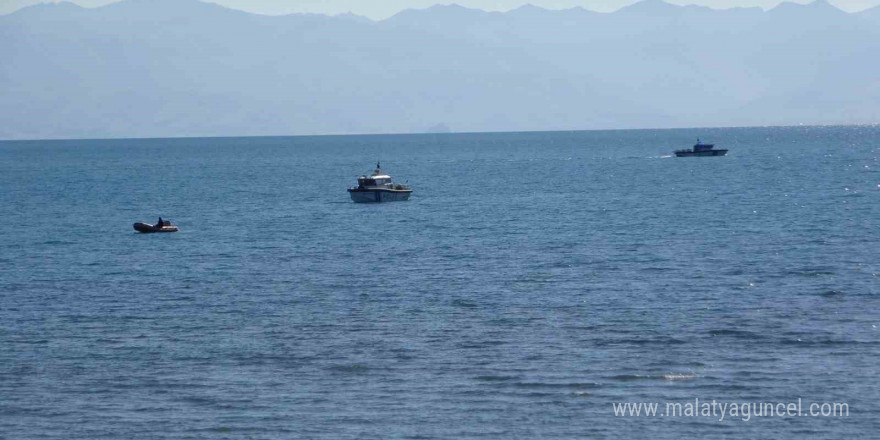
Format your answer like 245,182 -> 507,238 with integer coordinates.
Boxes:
348,189 -> 412,203
134,222 -> 179,233
675,149 -> 728,157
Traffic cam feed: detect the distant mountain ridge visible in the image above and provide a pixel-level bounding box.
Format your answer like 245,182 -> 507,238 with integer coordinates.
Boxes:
2,0 -> 879,139
5,0 -> 878,26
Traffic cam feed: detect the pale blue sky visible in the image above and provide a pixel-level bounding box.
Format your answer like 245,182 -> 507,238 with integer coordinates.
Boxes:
1,0 -> 878,17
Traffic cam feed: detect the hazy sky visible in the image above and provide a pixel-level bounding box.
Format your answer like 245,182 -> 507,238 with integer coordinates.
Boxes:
2,0 -> 878,18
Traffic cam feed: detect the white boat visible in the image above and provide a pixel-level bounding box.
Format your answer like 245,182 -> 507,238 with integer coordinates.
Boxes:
347,162 -> 412,203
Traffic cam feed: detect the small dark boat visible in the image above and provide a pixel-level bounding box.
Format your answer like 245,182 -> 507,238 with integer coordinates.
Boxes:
133,221 -> 179,233
675,139 -> 727,157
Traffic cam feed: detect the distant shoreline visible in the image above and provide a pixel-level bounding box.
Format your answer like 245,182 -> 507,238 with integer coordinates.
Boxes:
1,123 -> 877,144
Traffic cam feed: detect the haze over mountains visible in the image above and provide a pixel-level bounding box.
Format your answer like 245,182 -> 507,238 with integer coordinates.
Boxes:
2,0 -> 879,139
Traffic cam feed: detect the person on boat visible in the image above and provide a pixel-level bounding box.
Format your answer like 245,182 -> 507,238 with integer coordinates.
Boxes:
156,217 -> 164,228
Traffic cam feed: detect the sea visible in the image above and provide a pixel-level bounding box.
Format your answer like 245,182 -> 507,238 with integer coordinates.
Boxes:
1,126 -> 878,439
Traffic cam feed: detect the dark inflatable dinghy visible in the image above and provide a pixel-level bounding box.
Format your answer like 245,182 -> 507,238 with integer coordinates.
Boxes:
133,221 -> 179,233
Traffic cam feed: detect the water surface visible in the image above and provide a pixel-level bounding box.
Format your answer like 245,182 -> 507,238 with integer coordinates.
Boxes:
1,126 -> 878,438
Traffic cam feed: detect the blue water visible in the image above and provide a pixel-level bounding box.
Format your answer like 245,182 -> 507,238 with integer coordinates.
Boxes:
1,126 -> 878,438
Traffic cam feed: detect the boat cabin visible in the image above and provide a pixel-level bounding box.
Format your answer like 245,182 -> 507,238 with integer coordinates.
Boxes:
357,174 -> 392,188
693,139 -> 715,152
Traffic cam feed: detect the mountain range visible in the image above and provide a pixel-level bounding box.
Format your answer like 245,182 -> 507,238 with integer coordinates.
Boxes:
2,0 -> 879,139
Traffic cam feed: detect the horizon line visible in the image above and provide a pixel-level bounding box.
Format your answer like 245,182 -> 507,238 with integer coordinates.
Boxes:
1,123 -> 877,143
